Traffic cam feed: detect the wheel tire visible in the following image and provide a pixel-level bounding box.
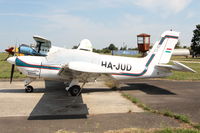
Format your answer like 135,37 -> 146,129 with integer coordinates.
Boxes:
69,85 -> 81,96
25,85 -> 33,93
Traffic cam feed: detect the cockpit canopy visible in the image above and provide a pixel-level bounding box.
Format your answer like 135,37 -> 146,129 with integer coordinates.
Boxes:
33,35 -> 51,56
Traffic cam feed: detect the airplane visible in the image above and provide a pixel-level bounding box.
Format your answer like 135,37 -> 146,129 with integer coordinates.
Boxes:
4,35 -> 53,57
7,30 -> 196,96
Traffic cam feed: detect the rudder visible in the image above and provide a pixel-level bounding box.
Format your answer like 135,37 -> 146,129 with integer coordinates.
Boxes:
157,31 -> 179,64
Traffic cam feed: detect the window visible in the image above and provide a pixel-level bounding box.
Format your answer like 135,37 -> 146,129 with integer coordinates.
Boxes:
137,37 -> 144,44
144,37 -> 150,44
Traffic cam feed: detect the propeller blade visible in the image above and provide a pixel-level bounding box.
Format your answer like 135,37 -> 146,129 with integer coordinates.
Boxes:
10,64 -> 15,84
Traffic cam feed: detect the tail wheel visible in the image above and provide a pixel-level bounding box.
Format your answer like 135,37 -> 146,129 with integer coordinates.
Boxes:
25,85 -> 33,93
69,85 -> 81,96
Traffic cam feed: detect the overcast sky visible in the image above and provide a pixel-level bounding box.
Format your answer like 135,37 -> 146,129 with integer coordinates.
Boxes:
0,0 -> 199,51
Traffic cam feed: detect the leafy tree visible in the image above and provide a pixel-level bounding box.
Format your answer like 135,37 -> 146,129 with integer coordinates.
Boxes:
93,48 -> 101,53
191,24 -> 200,57
128,47 -> 138,50
72,45 -> 78,49
120,46 -> 127,50
108,44 -> 118,51
102,48 -> 111,53
183,46 -> 188,49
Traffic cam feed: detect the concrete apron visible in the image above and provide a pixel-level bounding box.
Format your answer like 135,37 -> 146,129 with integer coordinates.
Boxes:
0,81 -> 143,118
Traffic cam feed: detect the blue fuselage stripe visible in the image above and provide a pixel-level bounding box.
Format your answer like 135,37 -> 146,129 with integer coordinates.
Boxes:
16,58 -> 61,70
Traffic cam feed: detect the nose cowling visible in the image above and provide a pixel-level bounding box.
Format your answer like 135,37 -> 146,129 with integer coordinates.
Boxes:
7,57 -> 16,64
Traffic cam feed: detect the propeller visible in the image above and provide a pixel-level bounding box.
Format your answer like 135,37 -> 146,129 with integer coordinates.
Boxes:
4,44 -> 19,61
7,56 -> 17,84
10,64 -> 15,84
5,47 -> 15,55
3,47 -> 14,61
9,43 -> 17,83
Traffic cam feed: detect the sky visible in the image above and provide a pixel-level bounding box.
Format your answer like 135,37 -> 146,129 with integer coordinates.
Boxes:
0,0 -> 199,51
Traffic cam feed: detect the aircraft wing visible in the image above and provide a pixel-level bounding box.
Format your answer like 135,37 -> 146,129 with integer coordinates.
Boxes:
58,61 -> 117,82
156,61 -> 196,73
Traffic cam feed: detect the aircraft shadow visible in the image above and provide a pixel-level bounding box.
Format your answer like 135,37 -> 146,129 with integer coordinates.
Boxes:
121,83 -> 176,95
82,83 -> 176,95
28,80 -> 88,120
0,88 -> 45,93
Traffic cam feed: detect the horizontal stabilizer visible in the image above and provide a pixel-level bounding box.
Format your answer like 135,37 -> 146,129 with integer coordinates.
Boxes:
156,61 -> 196,73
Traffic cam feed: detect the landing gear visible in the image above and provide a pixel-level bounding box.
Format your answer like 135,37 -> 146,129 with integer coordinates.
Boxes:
25,85 -> 33,93
24,78 -> 35,93
65,79 -> 86,96
69,85 -> 81,96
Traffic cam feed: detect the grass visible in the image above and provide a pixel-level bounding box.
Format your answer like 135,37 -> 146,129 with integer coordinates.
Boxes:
157,56 -> 200,80
163,110 -> 190,123
122,93 -> 154,113
164,62 -> 200,80
171,56 -> 200,62
55,128 -> 200,133
154,128 -> 200,133
193,124 -> 200,130
0,52 -> 26,79
105,128 -> 200,133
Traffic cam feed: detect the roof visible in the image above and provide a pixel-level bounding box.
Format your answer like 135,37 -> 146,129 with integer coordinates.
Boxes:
137,33 -> 150,37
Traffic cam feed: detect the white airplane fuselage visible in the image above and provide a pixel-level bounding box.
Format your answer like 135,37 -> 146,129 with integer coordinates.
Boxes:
14,48 -> 170,82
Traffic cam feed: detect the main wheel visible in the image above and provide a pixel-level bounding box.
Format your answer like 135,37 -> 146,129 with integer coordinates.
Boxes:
25,85 -> 33,93
69,85 -> 81,96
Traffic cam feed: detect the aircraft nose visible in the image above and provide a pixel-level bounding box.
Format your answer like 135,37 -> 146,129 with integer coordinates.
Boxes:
7,57 -> 16,64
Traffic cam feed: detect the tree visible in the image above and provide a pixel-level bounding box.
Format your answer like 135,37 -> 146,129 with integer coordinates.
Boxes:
120,46 -> 127,50
102,48 -> 111,53
72,45 -> 78,49
191,24 -> 200,57
108,44 -> 118,51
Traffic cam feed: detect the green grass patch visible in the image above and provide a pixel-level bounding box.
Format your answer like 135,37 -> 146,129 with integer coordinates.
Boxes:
171,56 -> 200,62
164,62 -> 200,80
163,110 -> 174,117
164,56 -> 200,80
174,114 -> 190,123
122,93 -> 140,104
0,53 -> 26,79
122,93 -> 153,112
56,128 -> 200,133
154,128 -> 200,133
162,110 -> 190,123
193,124 -> 200,130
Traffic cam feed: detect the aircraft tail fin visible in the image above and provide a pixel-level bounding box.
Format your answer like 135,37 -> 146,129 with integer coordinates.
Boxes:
145,31 -> 180,65
157,31 -> 179,64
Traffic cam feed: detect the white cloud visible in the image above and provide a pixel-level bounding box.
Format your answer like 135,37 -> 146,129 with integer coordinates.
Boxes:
132,0 -> 192,14
39,12 -> 167,49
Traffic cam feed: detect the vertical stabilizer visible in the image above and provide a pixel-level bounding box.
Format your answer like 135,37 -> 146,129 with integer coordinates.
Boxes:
158,31 -> 179,64
145,31 -> 180,66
